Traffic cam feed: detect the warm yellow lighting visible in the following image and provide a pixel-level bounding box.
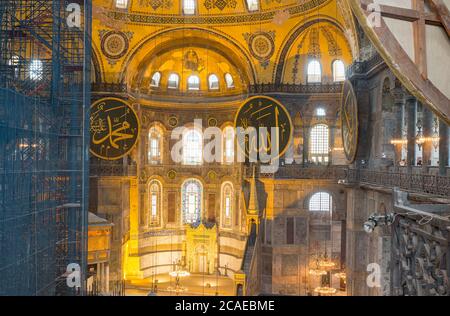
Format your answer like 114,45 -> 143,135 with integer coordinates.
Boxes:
334,272 -> 347,280
332,147 -> 344,151
309,268 -> 328,276
390,139 -> 407,145
169,270 -> 190,278
166,286 -> 188,293
415,136 -> 440,145
318,259 -> 336,269
314,287 -> 337,295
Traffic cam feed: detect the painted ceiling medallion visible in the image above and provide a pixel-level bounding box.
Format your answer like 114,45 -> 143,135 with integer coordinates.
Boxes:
100,31 -> 132,61
168,116 -> 179,128
341,80 -> 359,163
167,170 -> 177,180
243,31 -> 275,68
208,117 -> 218,127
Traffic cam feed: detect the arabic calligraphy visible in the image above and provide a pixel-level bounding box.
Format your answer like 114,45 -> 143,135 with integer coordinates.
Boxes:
90,98 -> 139,160
235,96 -> 292,160
341,81 -> 358,163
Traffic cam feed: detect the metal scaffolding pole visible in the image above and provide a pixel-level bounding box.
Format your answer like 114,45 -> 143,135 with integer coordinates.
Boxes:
0,0 -> 91,296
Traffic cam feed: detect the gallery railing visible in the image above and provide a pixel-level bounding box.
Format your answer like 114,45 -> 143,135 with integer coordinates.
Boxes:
347,52 -> 385,78
391,205 -> 450,296
249,83 -> 343,94
239,224 -> 260,296
347,168 -> 450,197
247,164 -> 348,180
90,163 -> 137,177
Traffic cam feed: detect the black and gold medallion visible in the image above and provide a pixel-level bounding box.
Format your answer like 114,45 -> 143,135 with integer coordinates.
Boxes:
341,80 -> 359,163
235,96 -> 292,159
90,98 -> 140,160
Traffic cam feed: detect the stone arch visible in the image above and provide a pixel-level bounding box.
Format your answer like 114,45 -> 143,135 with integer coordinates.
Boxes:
274,17 -> 349,84
120,27 -> 257,87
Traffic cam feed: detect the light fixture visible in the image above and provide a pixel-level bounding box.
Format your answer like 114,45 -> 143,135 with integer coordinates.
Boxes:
333,272 -> 346,280
169,270 -> 190,278
363,213 -> 395,234
309,268 -> 328,276
390,139 -> 407,145
318,259 -> 336,270
314,286 -> 337,295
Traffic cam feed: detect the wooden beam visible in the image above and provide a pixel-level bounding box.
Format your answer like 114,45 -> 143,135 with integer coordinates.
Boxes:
412,0 -> 427,78
350,0 -> 450,123
429,0 -> 450,36
360,0 -> 441,24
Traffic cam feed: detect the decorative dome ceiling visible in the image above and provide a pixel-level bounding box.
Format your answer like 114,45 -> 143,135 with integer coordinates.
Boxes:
131,45 -> 248,99
98,0 -> 332,24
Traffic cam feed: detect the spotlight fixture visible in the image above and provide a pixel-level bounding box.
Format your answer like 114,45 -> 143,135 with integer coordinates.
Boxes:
363,213 -> 395,234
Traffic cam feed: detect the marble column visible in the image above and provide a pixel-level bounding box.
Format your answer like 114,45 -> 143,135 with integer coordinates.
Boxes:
405,96 -> 416,170
421,105 -> 433,173
439,119 -> 449,176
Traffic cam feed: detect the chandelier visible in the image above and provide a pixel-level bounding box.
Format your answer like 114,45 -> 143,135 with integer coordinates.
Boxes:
169,270 -> 190,278
333,272 -> 347,280
318,254 -> 336,270
166,285 -> 188,293
314,286 -> 337,295
309,268 -> 327,276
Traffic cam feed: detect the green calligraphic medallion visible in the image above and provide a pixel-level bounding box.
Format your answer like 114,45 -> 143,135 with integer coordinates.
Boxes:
341,80 -> 359,163
235,96 -> 293,159
90,98 -> 140,160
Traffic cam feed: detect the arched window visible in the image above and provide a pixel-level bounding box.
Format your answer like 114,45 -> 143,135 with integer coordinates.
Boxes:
221,182 -> 233,227
310,124 -> 329,163
307,60 -> 321,83
183,0 -> 196,15
223,126 -> 235,164
8,55 -> 19,66
309,192 -> 332,212
225,73 -> 234,88
316,108 -> 326,117
8,55 -> 19,78
115,0 -> 128,9
148,180 -> 162,226
187,75 -> 200,90
30,59 -> 43,80
168,73 -> 179,89
208,74 -> 219,90
148,127 -> 162,164
150,72 -> 161,87
246,0 -> 259,11
183,129 -> 202,165
182,179 -> 202,224
332,60 -> 346,82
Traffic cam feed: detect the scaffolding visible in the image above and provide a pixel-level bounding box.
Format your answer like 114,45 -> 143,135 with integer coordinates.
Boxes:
0,0 -> 91,295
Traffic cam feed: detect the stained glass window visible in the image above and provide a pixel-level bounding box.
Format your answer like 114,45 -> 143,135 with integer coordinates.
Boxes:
182,179 -> 202,224
222,182 -> 233,227
148,181 -> 161,225
310,124 -> 329,163
148,127 -> 162,164
183,129 -> 202,165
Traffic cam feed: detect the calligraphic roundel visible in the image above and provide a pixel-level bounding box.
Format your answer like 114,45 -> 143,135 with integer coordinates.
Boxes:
341,80 -> 359,163
90,98 -> 140,160
235,96 -> 293,159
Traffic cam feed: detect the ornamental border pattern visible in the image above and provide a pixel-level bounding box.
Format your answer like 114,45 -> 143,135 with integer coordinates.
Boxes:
106,0 -> 329,25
